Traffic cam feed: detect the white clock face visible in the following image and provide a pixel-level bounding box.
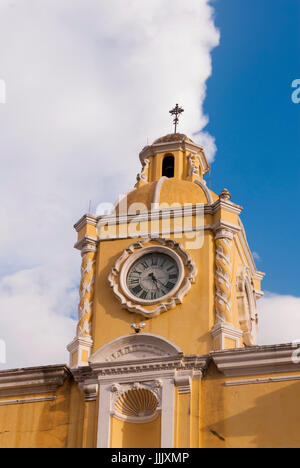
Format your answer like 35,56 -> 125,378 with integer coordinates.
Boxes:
126,252 -> 180,301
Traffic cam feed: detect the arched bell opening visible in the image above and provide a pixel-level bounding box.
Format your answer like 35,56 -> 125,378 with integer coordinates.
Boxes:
162,154 -> 175,178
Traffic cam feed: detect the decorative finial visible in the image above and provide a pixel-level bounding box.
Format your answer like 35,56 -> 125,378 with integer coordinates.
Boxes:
169,104 -> 184,134
131,322 -> 146,334
220,189 -> 232,201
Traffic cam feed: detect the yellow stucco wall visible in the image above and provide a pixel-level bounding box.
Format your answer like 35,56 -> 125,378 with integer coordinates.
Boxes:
201,366 -> 300,448
110,416 -> 161,448
0,378 -> 85,449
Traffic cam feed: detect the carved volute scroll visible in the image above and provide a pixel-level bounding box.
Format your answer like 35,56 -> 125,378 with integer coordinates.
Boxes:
236,266 -> 258,346
135,158 -> 150,188
188,153 -> 201,178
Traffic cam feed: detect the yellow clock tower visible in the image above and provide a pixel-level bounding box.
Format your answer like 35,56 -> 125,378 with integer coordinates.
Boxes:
67,130 -> 264,448
1,124 -> 300,449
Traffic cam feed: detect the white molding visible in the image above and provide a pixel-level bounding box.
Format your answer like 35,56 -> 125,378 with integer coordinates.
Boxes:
236,266 -> 258,346
108,238 -> 197,318
97,222 -> 240,242
255,289 -> 264,299
225,374 -> 300,387
74,214 -> 98,233
72,355 -> 208,388
136,158 -> 150,185
254,271 -> 265,282
0,396 -> 57,406
211,323 -> 243,351
211,198 -> 243,216
0,365 -> 70,398
67,335 -> 93,369
99,224 -> 205,241
97,201 -> 243,229
174,372 -> 192,394
194,180 -> 214,205
212,343 -> 300,377
96,378 -> 175,449
90,333 -> 183,364
97,384 -> 111,449
161,379 -> 175,448
74,235 -> 98,254
153,177 -> 168,209
79,383 -> 98,402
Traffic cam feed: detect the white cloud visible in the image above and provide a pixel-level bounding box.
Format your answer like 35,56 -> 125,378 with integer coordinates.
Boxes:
0,0 -> 220,368
258,293 -> 300,345
252,251 -> 261,261
0,266 -> 77,369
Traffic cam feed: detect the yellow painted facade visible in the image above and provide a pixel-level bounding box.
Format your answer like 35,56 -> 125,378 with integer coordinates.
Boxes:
1,132 -> 300,448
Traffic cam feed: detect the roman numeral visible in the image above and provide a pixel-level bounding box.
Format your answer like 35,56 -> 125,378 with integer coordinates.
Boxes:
151,257 -> 158,266
140,290 -> 148,300
133,269 -> 142,275
169,274 -> 177,280
165,282 -> 175,291
132,285 -> 142,295
130,279 -> 140,285
151,292 -> 157,300
141,261 -> 149,270
167,266 -> 175,272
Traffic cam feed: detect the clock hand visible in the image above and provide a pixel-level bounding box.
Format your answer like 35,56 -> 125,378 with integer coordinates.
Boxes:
148,273 -> 160,291
156,278 -> 166,288
148,272 -> 157,282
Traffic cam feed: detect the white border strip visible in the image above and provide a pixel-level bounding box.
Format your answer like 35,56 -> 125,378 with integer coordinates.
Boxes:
225,374 -> 300,387
0,396 -> 57,406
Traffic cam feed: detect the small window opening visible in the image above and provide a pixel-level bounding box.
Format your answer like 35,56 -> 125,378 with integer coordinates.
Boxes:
162,155 -> 175,178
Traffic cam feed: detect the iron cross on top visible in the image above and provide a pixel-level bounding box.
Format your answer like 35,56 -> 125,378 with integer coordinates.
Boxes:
169,104 -> 184,133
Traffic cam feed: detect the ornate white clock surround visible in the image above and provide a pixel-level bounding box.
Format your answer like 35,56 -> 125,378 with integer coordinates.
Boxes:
120,245 -> 184,305
108,237 -> 197,318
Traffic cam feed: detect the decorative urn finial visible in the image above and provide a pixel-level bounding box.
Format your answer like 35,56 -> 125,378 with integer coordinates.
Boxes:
220,188 -> 232,201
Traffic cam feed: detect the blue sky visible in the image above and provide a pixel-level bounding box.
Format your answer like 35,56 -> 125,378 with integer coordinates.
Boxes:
204,0 -> 300,296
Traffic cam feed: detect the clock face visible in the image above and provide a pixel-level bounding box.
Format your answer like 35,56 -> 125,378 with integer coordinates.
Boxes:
126,252 -> 180,302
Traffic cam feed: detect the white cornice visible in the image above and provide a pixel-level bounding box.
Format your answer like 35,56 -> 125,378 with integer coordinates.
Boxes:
74,214 -> 98,233
74,235 -> 98,253
212,343 -> 300,377
0,365 -> 70,398
72,355 -> 209,388
212,220 -> 242,236
140,141 -> 203,158
254,271 -> 266,281
211,199 -> 243,215
97,200 -> 243,229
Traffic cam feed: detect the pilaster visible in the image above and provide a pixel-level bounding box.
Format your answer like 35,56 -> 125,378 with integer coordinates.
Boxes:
67,231 -> 97,368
